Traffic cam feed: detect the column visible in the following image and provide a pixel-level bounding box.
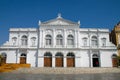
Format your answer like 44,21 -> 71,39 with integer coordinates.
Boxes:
52,53 -> 55,67
64,57 -> 67,67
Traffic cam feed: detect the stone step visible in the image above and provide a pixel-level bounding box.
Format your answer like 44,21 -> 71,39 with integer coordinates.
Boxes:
12,68 -> 120,74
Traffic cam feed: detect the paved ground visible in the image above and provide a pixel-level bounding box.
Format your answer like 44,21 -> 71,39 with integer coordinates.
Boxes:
11,67 -> 120,74
0,73 -> 120,80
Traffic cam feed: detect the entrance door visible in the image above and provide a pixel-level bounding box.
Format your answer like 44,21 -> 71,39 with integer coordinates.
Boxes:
55,52 -> 63,67
67,58 -> 74,67
93,58 -> 99,67
20,53 -> 26,64
44,52 -> 52,67
56,58 -> 63,67
20,57 -> 26,64
67,53 -> 75,67
112,58 -> 118,67
92,54 -> 99,67
44,57 -> 52,67
112,54 -> 118,67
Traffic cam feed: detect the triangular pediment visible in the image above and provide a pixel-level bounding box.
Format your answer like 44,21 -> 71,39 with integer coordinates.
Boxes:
40,15 -> 79,26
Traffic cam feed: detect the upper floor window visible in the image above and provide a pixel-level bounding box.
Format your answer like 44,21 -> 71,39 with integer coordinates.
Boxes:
82,37 -> 87,46
21,35 -> 28,46
56,35 -> 63,45
91,36 -> 98,46
101,38 -> 106,46
31,37 -> 36,46
67,35 -> 74,45
46,35 -> 52,46
12,37 -> 17,46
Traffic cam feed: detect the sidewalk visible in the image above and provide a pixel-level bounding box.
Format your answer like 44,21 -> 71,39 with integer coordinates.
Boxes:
11,68 -> 120,74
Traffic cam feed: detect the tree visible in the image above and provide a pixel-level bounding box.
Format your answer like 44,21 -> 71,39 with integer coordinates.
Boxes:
117,56 -> 120,66
0,54 -> 2,66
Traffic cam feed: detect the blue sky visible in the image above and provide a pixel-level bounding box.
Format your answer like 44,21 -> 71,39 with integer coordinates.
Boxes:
0,0 -> 120,45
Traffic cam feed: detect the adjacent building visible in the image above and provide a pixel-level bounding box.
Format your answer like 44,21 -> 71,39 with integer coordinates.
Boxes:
110,22 -> 120,66
0,15 -> 117,67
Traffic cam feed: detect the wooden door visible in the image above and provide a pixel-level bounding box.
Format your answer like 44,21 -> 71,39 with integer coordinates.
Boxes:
67,58 -> 74,67
44,57 -> 52,67
20,57 -> 26,64
112,58 -> 118,67
56,58 -> 63,67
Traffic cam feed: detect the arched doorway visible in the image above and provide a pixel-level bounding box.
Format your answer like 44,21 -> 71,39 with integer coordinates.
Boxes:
44,52 -> 52,67
55,52 -> 63,67
20,53 -> 26,64
67,53 -> 75,67
1,53 -> 7,64
92,54 -> 100,67
112,54 -> 118,67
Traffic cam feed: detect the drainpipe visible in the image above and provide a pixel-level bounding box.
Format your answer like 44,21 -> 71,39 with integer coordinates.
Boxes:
35,22 -> 40,67
88,29 -> 91,67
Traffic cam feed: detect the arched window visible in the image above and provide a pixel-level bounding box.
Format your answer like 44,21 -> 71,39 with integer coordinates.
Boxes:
91,36 -> 98,46
92,54 -> 99,58
82,37 -> 87,46
21,35 -> 28,46
67,53 -> 75,58
101,38 -> 106,46
112,54 -> 117,58
20,53 -> 26,57
55,52 -> 63,57
46,35 -> 52,45
44,52 -> 52,57
67,35 -> 74,45
56,35 -> 63,45
12,37 -> 17,45
31,37 -> 36,46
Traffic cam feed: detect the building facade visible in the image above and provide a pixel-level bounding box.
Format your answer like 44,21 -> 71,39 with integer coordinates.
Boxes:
110,22 -> 120,66
0,15 -> 117,67
110,22 -> 120,56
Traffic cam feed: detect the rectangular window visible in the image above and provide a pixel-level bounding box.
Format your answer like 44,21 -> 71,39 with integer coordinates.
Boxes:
83,39 -> 87,46
102,38 -> 106,46
57,39 -> 62,45
68,39 -> 74,45
92,40 -> 97,46
46,39 -> 51,45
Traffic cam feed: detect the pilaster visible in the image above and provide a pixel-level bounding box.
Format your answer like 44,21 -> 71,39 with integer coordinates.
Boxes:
64,29 -> 67,47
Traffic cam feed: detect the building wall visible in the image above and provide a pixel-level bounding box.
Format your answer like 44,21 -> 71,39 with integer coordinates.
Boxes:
0,17 -> 117,67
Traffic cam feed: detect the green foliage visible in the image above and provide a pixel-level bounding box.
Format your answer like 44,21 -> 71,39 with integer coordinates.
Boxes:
117,56 -> 120,66
0,55 -> 3,66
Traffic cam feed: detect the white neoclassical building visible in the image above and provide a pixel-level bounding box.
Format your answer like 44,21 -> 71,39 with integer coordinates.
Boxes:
0,14 -> 118,67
